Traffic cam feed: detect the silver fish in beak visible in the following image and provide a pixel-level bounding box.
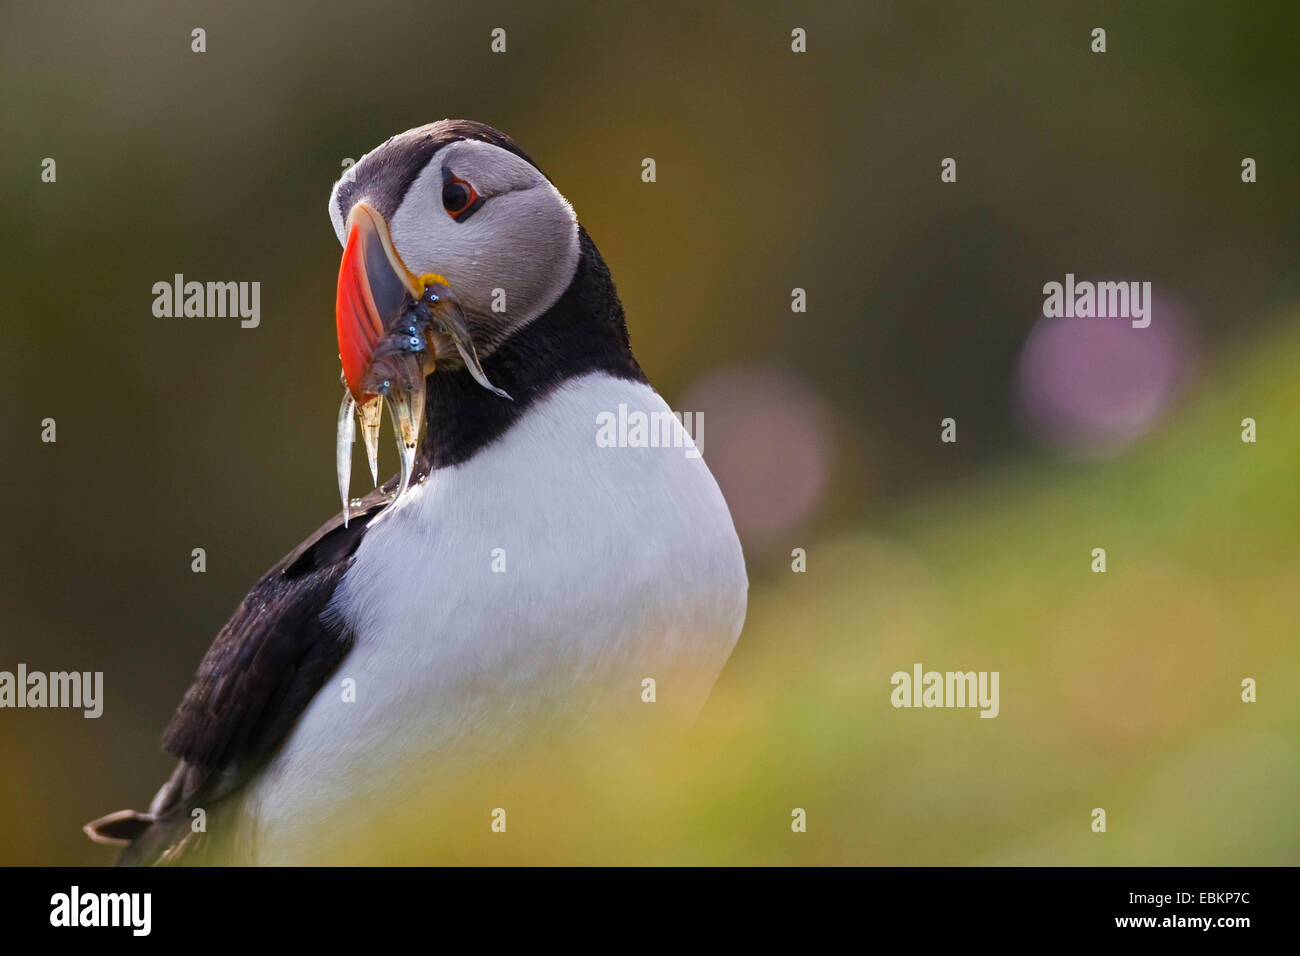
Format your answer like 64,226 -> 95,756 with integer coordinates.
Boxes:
333,200 -> 509,524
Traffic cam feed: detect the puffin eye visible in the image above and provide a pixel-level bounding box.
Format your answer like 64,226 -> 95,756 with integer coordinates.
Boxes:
441,170 -> 483,222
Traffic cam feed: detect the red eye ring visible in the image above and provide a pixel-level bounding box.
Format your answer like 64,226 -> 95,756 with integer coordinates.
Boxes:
441,172 -> 481,220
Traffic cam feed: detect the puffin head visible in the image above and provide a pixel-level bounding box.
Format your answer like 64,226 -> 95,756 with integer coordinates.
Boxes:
327,120 -> 631,519
329,120 -> 580,403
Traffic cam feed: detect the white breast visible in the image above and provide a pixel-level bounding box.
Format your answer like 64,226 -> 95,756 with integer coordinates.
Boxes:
241,373 -> 747,859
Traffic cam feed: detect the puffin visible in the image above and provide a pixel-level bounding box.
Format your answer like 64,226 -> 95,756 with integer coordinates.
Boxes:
85,120 -> 748,864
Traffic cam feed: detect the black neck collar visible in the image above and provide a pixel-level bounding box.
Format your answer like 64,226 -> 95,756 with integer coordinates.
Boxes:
415,227 -> 646,474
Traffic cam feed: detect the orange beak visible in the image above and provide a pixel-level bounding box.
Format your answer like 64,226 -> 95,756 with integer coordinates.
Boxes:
335,203 -> 422,402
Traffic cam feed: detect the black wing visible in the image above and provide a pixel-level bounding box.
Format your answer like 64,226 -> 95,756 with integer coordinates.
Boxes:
85,483 -> 395,864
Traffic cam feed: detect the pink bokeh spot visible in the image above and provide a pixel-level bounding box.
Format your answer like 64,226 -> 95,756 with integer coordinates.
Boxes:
1017,295 -> 1197,456
678,366 -> 834,542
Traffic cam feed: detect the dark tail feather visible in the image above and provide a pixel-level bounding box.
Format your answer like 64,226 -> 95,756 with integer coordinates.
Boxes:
83,809 -> 154,846
84,809 -> 200,866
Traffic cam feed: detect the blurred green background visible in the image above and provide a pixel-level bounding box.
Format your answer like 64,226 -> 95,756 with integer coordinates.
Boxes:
1,0 -> 1297,864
